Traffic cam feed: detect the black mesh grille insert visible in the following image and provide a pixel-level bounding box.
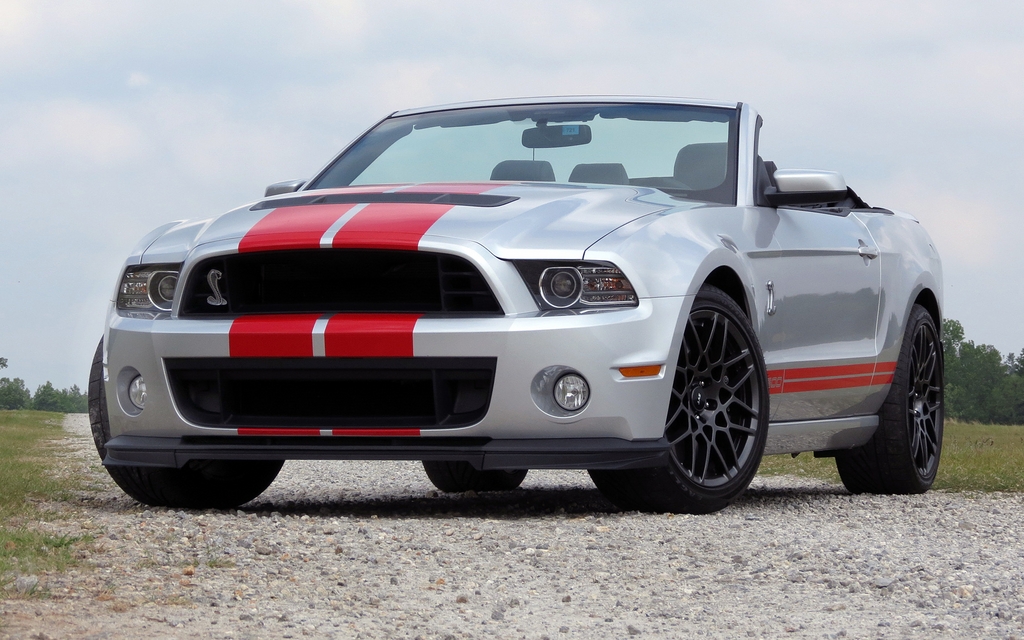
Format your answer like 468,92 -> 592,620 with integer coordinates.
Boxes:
180,250 -> 502,316
166,357 -> 496,429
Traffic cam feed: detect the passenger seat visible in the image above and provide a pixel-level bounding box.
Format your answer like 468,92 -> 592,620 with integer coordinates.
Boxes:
490,160 -> 556,182
568,163 -> 629,185
673,142 -> 727,190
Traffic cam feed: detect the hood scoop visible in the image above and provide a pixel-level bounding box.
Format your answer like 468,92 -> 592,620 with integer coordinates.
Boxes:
251,192 -> 519,211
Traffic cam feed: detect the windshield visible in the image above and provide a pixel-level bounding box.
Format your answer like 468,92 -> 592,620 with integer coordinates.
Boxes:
309,103 -> 740,205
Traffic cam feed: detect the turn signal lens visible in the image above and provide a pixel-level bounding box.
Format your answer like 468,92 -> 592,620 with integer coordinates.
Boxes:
619,365 -> 663,378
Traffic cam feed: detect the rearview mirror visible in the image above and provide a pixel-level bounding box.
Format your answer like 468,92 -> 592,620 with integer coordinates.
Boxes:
765,169 -> 847,206
265,179 -> 306,197
522,124 -> 592,149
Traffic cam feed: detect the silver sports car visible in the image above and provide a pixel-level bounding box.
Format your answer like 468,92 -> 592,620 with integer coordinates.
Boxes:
89,96 -> 944,514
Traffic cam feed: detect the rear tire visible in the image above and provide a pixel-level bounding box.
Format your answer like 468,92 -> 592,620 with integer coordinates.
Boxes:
835,305 -> 943,494
422,460 -> 527,492
590,286 -> 769,514
89,339 -> 283,509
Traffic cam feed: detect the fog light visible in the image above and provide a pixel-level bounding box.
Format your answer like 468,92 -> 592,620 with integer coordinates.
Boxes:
553,373 -> 589,411
128,375 -> 147,410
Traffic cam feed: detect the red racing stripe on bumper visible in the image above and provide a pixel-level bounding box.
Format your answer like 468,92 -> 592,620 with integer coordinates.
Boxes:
239,203 -> 359,253
324,314 -> 421,357
331,203 -> 453,250
237,428 -> 321,436
229,314 -> 320,357
234,428 -> 421,437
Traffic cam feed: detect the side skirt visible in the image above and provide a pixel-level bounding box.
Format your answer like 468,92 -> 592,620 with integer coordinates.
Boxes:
763,415 -> 878,456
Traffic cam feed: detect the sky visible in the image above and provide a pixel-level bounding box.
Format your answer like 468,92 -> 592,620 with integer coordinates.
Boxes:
1,0 -> 1023,389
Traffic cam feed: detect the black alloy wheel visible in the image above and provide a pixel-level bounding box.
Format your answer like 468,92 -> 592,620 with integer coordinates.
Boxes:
590,286 -> 769,514
907,318 -> 943,477
665,303 -> 764,489
836,305 -> 944,494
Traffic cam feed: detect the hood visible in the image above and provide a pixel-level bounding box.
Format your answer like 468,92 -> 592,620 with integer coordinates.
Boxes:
141,183 -> 698,263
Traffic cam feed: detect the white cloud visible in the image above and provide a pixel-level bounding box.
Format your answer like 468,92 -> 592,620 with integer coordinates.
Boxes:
0,100 -> 145,168
127,71 -> 151,87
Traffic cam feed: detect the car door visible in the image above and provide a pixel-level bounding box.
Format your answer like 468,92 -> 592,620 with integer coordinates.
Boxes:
756,207 -> 882,421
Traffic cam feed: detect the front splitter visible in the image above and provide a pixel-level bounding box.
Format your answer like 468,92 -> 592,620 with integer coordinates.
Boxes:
103,435 -> 670,471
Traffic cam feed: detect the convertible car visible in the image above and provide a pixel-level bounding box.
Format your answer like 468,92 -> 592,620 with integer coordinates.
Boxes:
89,97 -> 943,514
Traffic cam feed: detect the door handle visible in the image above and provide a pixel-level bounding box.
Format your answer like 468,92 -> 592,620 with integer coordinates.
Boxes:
857,240 -> 878,260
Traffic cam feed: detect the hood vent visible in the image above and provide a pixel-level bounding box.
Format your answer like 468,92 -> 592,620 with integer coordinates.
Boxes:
251,192 -> 518,211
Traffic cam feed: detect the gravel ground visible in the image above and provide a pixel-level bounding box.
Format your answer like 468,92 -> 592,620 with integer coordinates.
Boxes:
2,415 -> 1024,639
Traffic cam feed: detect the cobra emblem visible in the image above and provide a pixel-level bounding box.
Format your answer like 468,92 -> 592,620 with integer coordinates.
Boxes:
206,269 -> 227,306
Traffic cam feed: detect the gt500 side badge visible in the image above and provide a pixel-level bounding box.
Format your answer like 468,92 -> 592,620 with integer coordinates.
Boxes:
206,269 -> 227,306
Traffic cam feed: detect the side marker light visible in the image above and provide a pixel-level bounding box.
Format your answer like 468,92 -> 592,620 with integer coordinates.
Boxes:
619,365 -> 663,378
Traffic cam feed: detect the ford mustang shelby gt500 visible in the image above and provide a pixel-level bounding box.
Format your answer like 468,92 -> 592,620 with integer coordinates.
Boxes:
89,97 -> 943,514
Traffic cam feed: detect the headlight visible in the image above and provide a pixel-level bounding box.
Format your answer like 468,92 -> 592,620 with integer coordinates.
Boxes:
117,264 -> 182,313
515,261 -> 638,311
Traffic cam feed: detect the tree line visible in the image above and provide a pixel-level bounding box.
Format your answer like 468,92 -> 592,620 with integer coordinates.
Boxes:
0,357 -> 88,413
942,319 -> 1024,425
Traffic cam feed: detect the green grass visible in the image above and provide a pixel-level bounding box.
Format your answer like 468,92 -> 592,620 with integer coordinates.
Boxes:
0,410 -> 86,590
758,420 -> 1024,492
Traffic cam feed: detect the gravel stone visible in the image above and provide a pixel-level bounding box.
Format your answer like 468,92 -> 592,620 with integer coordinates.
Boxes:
13,576 -> 38,594
2,414 -> 1024,639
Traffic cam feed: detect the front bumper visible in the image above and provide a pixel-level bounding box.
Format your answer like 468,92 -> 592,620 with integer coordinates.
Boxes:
103,296 -> 689,464
104,434 -> 671,470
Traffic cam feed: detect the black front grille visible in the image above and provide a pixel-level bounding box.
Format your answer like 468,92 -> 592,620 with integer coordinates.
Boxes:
180,250 -> 502,316
166,357 -> 496,429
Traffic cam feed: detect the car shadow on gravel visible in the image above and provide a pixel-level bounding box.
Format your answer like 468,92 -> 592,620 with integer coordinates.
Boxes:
78,474 -> 850,520
241,485 -> 621,519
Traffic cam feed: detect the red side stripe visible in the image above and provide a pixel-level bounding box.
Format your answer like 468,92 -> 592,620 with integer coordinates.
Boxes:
767,361 -> 898,395
239,204 -> 356,253
332,203 -> 453,250
324,314 -> 420,357
782,375 -> 877,394
331,428 -> 421,437
783,363 -> 876,380
237,428 -> 321,436
229,314 -> 320,357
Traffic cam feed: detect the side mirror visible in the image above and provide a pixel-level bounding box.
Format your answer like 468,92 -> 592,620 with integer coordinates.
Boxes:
765,169 -> 847,206
264,179 -> 306,197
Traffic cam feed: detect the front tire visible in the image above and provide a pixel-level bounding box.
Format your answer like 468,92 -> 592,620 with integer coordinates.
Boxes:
590,286 -> 769,514
422,461 -> 528,492
835,305 -> 943,494
89,339 -> 283,509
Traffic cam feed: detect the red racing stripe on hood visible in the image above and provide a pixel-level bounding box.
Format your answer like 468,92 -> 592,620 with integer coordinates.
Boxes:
229,314 -> 320,357
324,314 -> 421,357
238,203 -> 358,253
331,203 -> 454,250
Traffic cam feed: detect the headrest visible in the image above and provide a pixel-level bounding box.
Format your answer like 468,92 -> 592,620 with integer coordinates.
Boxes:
673,142 -> 727,190
490,160 -> 556,182
568,163 -> 629,185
